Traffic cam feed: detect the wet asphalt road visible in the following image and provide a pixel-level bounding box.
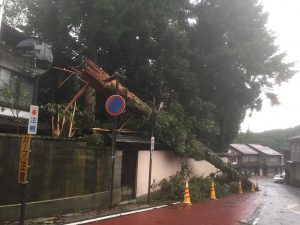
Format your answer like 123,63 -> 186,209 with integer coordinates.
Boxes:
248,177 -> 300,225
63,177 -> 300,225
86,187 -> 261,225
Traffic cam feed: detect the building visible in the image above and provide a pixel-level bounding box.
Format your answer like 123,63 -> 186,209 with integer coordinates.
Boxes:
0,23 -> 34,131
228,144 -> 260,176
248,144 -> 282,176
286,135 -> 300,186
0,23 -> 52,132
228,143 -> 282,176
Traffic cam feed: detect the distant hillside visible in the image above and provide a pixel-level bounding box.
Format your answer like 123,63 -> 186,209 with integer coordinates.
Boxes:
234,125 -> 300,151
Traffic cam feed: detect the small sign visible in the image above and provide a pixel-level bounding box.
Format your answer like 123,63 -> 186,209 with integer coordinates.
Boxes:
27,105 -> 39,135
18,135 -> 31,184
151,136 -> 155,153
105,95 -> 126,116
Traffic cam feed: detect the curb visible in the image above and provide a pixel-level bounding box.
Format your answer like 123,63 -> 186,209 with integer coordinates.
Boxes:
64,201 -> 181,225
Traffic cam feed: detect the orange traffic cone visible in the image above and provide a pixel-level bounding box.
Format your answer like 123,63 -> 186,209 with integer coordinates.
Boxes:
251,183 -> 255,193
210,180 -> 217,200
238,180 -> 243,194
183,178 -> 192,205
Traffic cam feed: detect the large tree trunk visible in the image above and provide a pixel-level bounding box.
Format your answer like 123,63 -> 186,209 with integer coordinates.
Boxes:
84,85 -> 96,129
84,48 -> 97,129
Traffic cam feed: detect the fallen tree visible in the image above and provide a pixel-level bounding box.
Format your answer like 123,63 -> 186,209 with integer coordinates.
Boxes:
59,59 -> 251,186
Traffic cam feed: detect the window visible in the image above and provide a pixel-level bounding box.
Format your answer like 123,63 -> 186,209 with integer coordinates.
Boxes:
267,157 -> 279,163
35,39 -> 43,45
249,156 -> 257,162
242,156 -> 249,162
0,68 -> 14,103
35,49 -> 41,55
0,67 -> 33,108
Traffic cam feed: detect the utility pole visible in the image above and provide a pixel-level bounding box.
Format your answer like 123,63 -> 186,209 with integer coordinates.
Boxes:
147,97 -> 156,203
109,78 -> 118,209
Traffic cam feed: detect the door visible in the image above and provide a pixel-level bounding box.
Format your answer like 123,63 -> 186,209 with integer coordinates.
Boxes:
121,151 -> 138,201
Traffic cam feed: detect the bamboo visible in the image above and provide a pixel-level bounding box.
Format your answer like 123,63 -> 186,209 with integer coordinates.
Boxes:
68,101 -> 77,138
63,83 -> 89,113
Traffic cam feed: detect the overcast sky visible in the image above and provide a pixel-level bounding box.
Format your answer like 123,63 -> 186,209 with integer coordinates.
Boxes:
241,0 -> 300,133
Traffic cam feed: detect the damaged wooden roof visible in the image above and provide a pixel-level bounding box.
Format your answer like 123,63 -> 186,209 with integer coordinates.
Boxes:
63,59 -> 152,115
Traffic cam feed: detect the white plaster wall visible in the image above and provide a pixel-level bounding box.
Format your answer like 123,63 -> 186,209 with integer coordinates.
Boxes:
136,150 -> 183,197
136,150 -> 228,197
188,158 -> 221,177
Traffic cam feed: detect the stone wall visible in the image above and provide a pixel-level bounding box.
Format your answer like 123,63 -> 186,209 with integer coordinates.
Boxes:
0,134 -> 121,221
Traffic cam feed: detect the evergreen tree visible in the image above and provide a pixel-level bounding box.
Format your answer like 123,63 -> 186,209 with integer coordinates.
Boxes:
3,0 -> 295,156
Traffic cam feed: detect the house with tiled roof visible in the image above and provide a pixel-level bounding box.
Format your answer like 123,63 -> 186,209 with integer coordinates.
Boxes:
228,144 -> 261,176
228,143 -> 282,176
247,144 -> 282,176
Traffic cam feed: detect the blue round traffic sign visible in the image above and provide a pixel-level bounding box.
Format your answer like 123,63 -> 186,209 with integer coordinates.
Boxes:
105,95 -> 126,116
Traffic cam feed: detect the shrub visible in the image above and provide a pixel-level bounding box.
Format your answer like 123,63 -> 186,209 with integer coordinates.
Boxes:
158,173 -> 185,201
228,181 -> 239,193
214,181 -> 230,197
155,173 -> 230,202
189,176 -> 211,201
83,133 -> 104,146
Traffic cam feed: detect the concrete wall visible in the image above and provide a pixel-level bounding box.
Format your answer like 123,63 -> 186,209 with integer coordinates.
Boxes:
291,147 -> 300,161
288,163 -> 300,187
136,151 -> 182,198
136,150 -> 225,198
0,134 -> 122,221
188,157 -> 225,177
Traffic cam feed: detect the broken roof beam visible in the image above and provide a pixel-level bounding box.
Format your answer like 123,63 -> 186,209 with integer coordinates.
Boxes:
74,59 -> 152,115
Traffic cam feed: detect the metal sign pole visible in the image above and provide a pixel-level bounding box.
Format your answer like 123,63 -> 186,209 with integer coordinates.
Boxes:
19,183 -> 27,225
18,106 -> 38,224
147,97 -> 155,203
109,79 -> 119,209
18,134 -> 31,225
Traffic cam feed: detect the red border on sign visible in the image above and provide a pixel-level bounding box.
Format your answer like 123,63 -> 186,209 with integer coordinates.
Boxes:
105,95 -> 126,116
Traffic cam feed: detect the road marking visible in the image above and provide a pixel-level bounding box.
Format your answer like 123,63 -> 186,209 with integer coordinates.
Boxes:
65,202 -> 181,225
252,217 -> 260,225
287,203 -> 300,215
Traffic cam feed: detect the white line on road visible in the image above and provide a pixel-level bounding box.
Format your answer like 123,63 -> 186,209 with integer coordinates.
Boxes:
65,202 -> 181,225
287,203 -> 300,215
252,217 -> 260,225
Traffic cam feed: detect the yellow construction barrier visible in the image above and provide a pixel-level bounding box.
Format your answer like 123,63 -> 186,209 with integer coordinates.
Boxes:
238,180 -> 243,194
210,180 -> 217,200
183,178 -> 192,205
251,183 -> 255,192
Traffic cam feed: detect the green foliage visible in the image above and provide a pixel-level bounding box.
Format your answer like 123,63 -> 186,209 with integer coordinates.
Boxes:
235,125 -> 300,150
157,173 -> 185,201
228,182 -> 239,194
0,81 -> 21,117
4,0 -> 296,157
214,181 -> 230,197
83,133 -> 104,146
41,103 -> 84,137
156,173 -> 230,202
189,176 -> 211,201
